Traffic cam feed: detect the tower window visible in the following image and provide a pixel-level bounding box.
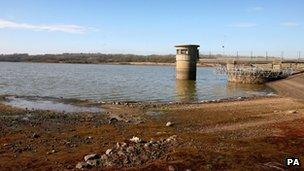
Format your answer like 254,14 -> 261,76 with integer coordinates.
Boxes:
180,49 -> 188,54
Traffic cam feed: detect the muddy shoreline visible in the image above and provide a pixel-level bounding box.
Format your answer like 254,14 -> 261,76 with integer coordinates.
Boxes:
0,74 -> 304,170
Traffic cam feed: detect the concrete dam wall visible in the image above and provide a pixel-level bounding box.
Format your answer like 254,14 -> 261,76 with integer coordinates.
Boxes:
226,61 -> 304,84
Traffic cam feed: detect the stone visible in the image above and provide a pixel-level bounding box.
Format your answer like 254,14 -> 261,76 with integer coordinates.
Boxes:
144,142 -> 151,148
105,149 -> 112,155
109,117 -> 118,124
84,154 -> 101,162
116,142 -> 121,148
166,135 -> 177,142
166,122 -> 174,127
76,162 -> 91,169
168,165 -> 175,171
130,136 -> 142,143
126,146 -> 135,153
75,135 -> 178,168
86,159 -> 100,166
117,150 -> 125,156
123,158 -> 130,164
287,110 -> 297,114
100,154 -> 108,160
32,133 -> 40,138
121,142 -> 127,148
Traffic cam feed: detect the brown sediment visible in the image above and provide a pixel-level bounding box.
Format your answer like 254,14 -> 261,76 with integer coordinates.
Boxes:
267,72 -> 304,101
0,74 -> 304,170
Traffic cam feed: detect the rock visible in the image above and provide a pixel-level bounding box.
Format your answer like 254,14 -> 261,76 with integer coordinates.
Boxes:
66,165 -> 74,169
144,142 -> 151,148
32,133 -> 40,138
46,150 -> 56,155
117,150 -> 125,156
75,136 -> 178,168
121,142 -> 127,148
166,135 -> 177,142
109,117 -> 118,124
156,131 -> 166,135
105,149 -> 112,155
168,165 -> 175,171
166,122 -> 174,127
123,158 -> 130,164
287,110 -> 297,114
86,159 -> 100,166
76,162 -> 91,169
100,154 -> 108,160
126,146 -> 135,153
84,154 -> 101,161
130,136 -> 142,143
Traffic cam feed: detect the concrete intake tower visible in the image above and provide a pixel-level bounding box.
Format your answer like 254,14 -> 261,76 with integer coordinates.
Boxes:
175,44 -> 200,80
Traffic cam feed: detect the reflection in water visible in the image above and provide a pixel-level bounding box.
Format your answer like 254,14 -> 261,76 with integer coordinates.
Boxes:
175,80 -> 197,102
226,82 -> 274,97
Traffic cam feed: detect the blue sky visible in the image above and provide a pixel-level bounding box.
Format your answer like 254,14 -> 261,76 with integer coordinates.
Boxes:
0,0 -> 303,57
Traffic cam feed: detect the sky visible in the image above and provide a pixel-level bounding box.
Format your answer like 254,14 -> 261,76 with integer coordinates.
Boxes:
0,0 -> 303,57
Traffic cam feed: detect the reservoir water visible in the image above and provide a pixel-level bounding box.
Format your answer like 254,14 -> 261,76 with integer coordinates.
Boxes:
0,62 -> 274,102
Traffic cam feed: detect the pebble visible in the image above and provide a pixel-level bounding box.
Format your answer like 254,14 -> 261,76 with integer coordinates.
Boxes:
32,133 -> 40,138
116,142 -> 127,148
168,165 -> 175,171
109,117 -> 118,124
166,135 -> 177,142
76,162 -> 91,169
166,122 -> 174,127
105,149 -> 112,155
84,154 -> 100,161
287,110 -> 298,114
130,136 -> 142,143
46,150 -> 56,155
86,159 -> 100,166
100,154 -> 108,160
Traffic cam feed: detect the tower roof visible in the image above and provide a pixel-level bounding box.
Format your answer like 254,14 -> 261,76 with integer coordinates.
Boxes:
175,44 -> 200,48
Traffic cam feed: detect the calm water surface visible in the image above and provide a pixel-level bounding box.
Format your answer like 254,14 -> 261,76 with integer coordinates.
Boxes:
0,62 -> 274,102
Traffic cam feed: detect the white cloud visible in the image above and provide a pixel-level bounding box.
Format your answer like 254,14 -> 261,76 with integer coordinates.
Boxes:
280,22 -> 300,27
247,6 -> 264,12
0,19 -> 96,34
228,22 -> 257,28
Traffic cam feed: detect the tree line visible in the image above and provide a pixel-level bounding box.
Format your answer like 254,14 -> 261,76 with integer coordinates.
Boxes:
0,53 -> 279,64
0,53 -> 176,64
